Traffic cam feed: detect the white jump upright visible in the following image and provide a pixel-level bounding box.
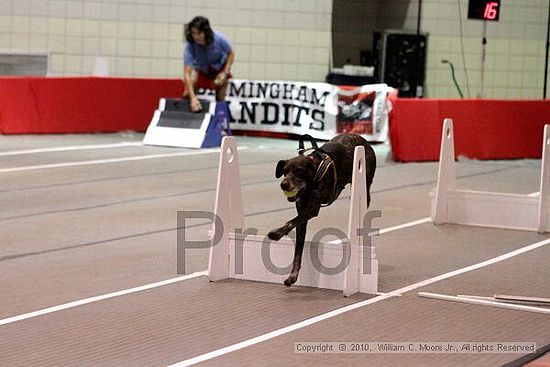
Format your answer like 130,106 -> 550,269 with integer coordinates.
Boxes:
343,146 -> 377,296
208,136 -> 378,296
208,137 -> 244,281
431,118 -> 550,233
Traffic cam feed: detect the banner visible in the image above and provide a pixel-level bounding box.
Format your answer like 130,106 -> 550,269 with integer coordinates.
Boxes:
197,80 -> 393,142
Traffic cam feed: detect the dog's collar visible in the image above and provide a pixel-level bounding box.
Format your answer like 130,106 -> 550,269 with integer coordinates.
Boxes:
302,149 -> 338,206
313,153 -> 334,183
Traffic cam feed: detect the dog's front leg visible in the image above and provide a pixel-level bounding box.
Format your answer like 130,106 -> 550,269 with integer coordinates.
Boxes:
267,198 -> 320,241
268,196 -> 320,287
267,219 -> 297,241
284,221 -> 307,286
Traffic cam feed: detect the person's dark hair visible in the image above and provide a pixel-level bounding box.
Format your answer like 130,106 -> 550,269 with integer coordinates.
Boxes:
185,16 -> 214,45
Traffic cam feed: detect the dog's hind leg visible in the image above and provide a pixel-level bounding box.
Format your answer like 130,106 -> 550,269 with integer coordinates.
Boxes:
365,145 -> 376,208
367,182 -> 372,208
284,221 -> 307,286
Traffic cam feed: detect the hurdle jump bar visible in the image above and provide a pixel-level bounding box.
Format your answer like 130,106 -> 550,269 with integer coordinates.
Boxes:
207,136 -> 378,296
457,294 -> 550,307
430,118 -> 550,233
418,292 -> 550,315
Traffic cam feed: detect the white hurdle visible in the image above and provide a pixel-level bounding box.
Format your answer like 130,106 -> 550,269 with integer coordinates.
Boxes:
431,118 -> 550,233
208,137 -> 378,296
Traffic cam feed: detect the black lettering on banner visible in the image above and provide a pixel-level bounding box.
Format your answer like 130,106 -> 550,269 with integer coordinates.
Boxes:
225,81 -> 333,132
283,83 -> 295,100
310,109 -> 325,131
261,102 -> 279,125
311,89 -> 330,105
227,100 -> 236,123
229,82 -> 246,98
281,103 -> 293,126
246,81 -> 255,98
293,105 -> 310,127
239,101 -> 259,123
297,86 -> 308,103
257,83 -> 269,99
269,83 -> 280,99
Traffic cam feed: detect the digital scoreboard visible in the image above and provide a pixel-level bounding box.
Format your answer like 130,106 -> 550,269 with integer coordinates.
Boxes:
468,0 -> 501,21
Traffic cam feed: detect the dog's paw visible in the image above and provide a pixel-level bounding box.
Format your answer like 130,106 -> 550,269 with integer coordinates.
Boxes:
284,275 -> 297,287
268,230 -> 283,241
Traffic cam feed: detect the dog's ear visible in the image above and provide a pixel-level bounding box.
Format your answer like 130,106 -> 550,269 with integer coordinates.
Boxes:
275,160 -> 286,178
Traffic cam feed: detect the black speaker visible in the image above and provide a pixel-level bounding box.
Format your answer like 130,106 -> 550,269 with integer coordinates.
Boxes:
373,31 -> 427,98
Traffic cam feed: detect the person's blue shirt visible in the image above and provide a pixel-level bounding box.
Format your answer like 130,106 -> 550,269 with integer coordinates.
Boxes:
184,30 -> 232,73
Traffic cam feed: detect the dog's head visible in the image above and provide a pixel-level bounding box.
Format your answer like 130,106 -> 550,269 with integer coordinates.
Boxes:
275,152 -> 317,202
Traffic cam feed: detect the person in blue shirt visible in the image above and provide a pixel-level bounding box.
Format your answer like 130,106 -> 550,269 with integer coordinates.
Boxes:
183,16 -> 235,112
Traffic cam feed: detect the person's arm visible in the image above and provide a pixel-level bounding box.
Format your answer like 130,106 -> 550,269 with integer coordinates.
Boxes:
215,49 -> 235,85
183,65 -> 202,112
224,49 -> 234,74
183,44 -> 202,112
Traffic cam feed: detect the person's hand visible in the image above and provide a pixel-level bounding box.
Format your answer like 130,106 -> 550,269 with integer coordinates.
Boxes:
214,71 -> 227,86
190,97 -> 202,113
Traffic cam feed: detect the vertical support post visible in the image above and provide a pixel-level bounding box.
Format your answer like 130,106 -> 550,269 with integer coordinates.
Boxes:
343,146 -> 367,297
432,118 -> 457,224
479,21 -> 487,98
208,136 -> 245,281
538,125 -> 550,233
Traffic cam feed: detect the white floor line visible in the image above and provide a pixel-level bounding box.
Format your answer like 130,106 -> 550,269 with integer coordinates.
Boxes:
0,216 -> 429,327
0,271 -> 207,327
0,141 -> 143,157
378,217 -> 431,235
327,217 -> 431,244
0,147 -> 248,173
167,236 -> 550,367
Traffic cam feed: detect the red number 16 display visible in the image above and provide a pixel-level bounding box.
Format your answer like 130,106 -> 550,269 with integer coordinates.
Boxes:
468,0 -> 501,21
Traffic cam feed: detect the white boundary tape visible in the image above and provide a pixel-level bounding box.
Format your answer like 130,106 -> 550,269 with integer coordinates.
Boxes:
0,271 -> 207,327
378,217 -> 431,235
167,236 -> 550,367
0,148 -> 248,173
0,142 -> 142,157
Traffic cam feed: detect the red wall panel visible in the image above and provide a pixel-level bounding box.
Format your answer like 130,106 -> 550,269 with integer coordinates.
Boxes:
390,99 -> 550,161
0,77 -> 183,134
2,77 -> 549,161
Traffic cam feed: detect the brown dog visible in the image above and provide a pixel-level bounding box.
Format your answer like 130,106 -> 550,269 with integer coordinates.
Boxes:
268,133 -> 376,286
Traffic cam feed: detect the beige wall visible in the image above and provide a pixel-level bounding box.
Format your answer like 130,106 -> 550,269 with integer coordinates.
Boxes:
1,0 -> 549,99
332,0 -> 377,67
0,0 -> 333,82
375,0 -> 549,99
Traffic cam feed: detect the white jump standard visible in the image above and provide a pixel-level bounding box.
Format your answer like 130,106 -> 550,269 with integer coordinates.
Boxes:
208,137 -> 379,296
431,118 -> 550,233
